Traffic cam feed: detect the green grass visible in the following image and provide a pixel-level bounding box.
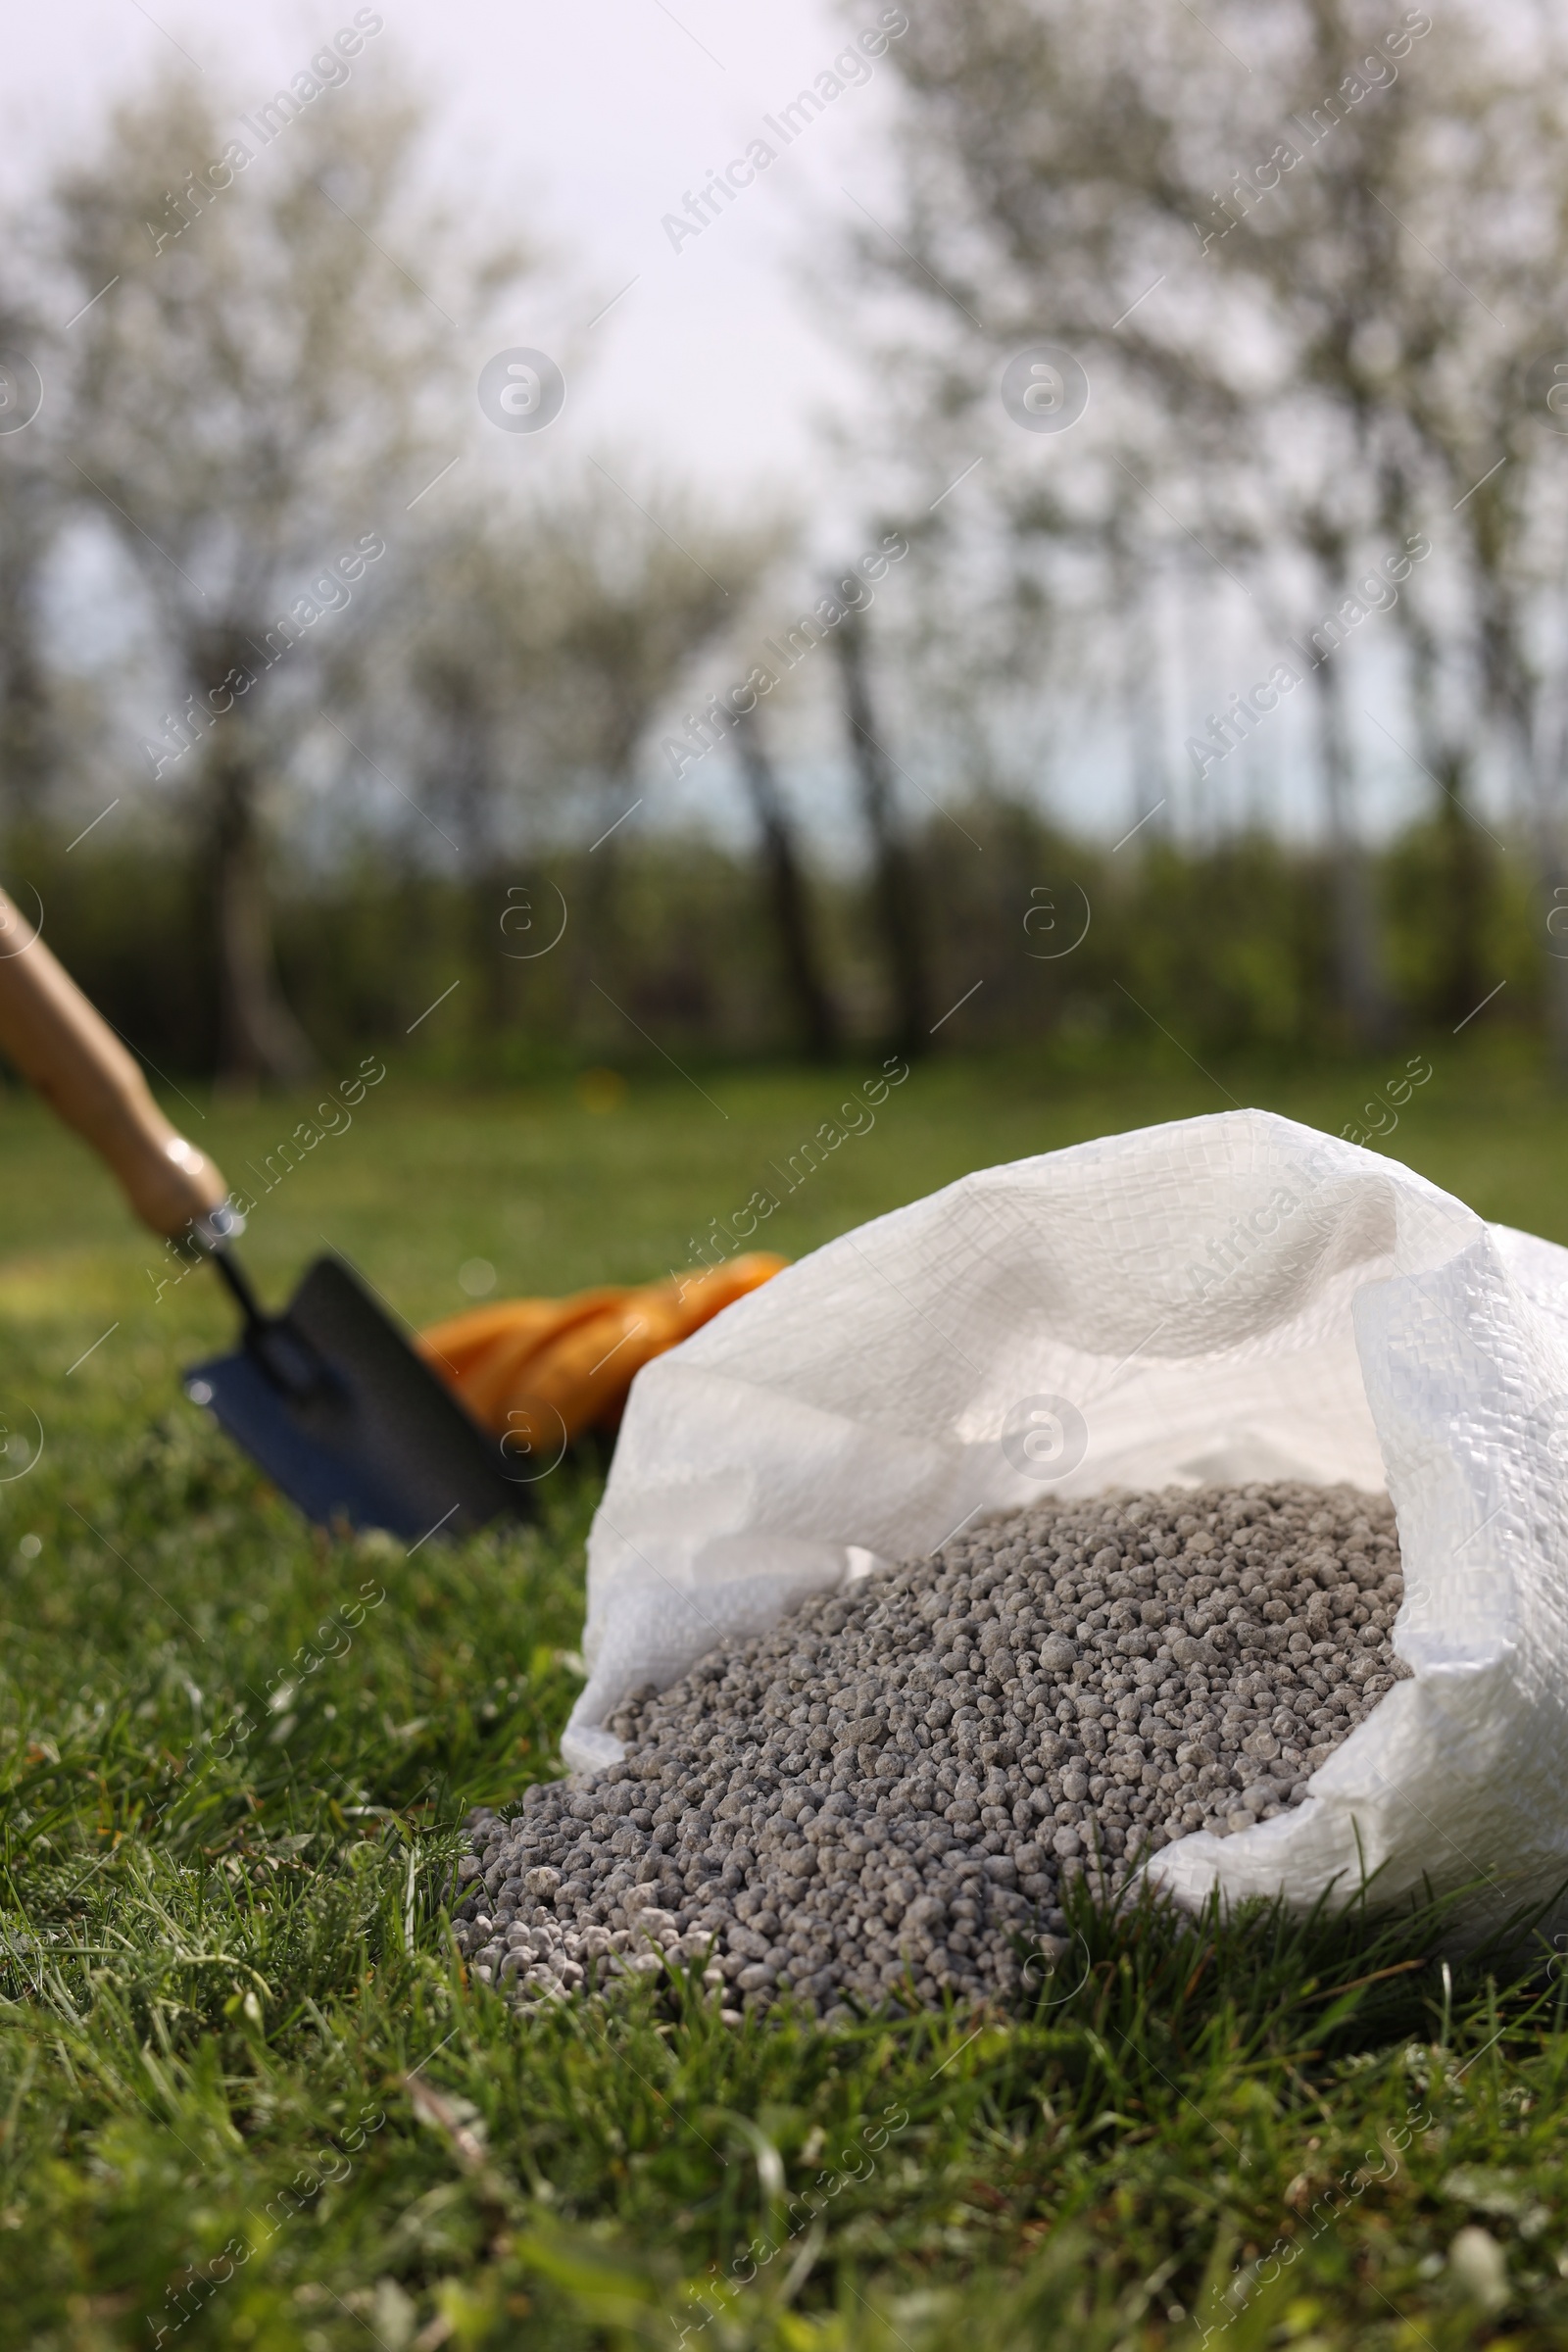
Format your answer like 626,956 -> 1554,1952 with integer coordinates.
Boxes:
4,1044 -> 1568,2350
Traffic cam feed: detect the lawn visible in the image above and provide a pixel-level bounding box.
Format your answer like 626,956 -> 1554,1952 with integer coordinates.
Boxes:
3,1042 -> 1568,2350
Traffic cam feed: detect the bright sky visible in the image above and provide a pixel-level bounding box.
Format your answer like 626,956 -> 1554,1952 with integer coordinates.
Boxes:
2,0 -> 896,508
2,0 -> 1443,849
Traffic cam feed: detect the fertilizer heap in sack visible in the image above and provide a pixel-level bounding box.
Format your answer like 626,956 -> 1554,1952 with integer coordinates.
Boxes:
455,1479 -> 1406,2019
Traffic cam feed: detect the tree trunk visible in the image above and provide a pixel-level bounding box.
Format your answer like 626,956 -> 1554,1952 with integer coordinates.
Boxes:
1309,656 -> 1392,1050
1546,867 -> 1568,1073
1116,544 -> 1167,847
207,740 -> 316,1088
833,607 -> 932,1057
477,864 -> 517,1034
732,705 -> 840,1060
441,713 -> 508,1037
1126,613 -> 1168,845
1486,630 -> 1568,1073
0,475 -> 55,821
0,615 -> 52,822
567,781 -> 628,1046
1398,595 -> 1490,1030
1432,754 -> 1489,1031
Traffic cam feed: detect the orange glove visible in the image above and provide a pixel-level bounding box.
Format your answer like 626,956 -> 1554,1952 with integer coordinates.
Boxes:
417,1252 -> 788,1446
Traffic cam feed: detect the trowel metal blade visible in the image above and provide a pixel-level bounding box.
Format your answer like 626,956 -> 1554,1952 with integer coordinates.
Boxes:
183,1250 -> 531,1543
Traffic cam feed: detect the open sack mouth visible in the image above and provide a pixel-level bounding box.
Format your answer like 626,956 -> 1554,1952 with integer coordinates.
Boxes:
556,1108 -> 1568,1942
457,1475 -> 1410,2022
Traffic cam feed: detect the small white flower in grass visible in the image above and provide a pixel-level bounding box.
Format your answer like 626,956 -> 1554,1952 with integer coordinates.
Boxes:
1449,2227 -> 1508,2311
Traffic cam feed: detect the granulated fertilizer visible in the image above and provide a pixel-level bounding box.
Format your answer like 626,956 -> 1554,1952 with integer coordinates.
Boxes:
454,1482 -> 1407,2019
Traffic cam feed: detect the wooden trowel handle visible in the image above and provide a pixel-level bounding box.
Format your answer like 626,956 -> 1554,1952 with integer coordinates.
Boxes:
0,888 -> 230,1241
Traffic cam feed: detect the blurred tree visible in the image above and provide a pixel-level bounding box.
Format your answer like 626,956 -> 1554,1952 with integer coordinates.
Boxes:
0,303 -> 58,824
1176,0 -> 1511,1045
391,468 -> 814,1048
1176,0 -> 1568,1050
50,71 -> 529,1083
732,702 -> 840,1059
1346,22 -> 1568,1058
394,514 -> 558,1031
0,484 -> 55,829
839,0 -> 1568,1048
503,470 -> 782,1034
834,602 -> 932,1056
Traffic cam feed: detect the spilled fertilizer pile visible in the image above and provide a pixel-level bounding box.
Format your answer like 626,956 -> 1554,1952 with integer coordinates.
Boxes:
454,1481 -> 1407,2021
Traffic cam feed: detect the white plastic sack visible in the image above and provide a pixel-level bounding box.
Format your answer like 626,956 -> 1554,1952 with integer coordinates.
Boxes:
563,1108 -> 1568,1934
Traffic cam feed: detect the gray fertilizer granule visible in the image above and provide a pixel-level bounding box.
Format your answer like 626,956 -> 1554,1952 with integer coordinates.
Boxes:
453,1481 -> 1408,2022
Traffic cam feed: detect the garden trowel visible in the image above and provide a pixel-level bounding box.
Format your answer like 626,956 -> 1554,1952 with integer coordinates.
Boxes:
184,1246 -> 531,1541
0,885 -> 527,1541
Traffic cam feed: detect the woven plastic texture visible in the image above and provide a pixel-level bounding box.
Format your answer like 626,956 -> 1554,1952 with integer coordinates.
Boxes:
562,1108 -> 1568,1932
